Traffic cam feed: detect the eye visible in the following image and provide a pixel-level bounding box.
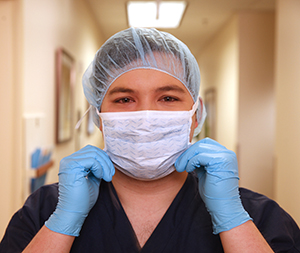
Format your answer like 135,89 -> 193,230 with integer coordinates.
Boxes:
115,97 -> 134,103
161,96 -> 178,102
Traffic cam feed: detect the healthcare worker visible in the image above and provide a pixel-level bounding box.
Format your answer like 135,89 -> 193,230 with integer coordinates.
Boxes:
1,28 -> 300,253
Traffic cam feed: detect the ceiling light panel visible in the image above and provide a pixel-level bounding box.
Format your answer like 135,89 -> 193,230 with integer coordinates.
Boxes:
127,1 -> 187,29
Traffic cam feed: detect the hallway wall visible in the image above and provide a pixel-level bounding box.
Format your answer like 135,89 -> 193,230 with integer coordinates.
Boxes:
275,0 -> 300,224
238,11 -> 275,198
198,16 -> 239,153
197,11 -> 275,199
198,5 -> 300,225
0,0 -> 22,240
0,0 -> 105,238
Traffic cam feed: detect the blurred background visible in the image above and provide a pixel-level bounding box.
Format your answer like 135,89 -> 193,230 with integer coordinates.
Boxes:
1,0 -> 299,238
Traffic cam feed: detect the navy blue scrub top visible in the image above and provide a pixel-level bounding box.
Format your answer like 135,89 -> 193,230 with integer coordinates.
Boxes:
1,173 -> 300,252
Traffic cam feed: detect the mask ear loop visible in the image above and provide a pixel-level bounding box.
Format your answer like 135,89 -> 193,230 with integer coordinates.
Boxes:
193,96 -> 207,137
75,105 -> 93,130
190,96 -> 200,116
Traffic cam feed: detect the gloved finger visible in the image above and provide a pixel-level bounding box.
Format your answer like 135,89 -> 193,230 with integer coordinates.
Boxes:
63,145 -> 98,160
195,166 -> 206,181
59,145 -> 115,181
83,145 -> 115,181
175,142 -> 217,172
59,156 -> 101,176
184,152 -> 219,173
93,151 -> 115,182
76,145 -> 115,179
175,138 -> 234,172
199,137 -> 226,148
186,156 -> 236,182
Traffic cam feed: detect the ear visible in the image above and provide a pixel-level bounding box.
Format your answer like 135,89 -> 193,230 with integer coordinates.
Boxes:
198,96 -> 205,124
99,118 -> 103,132
193,96 -> 205,129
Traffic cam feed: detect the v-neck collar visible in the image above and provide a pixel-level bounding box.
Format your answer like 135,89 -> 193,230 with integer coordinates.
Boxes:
105,173 -> 199,253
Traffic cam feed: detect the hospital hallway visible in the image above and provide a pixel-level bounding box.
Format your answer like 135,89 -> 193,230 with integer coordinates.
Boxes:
1,0 -> 300,239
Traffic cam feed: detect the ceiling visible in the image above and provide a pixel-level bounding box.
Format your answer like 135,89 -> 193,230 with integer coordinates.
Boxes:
85,0 -> 275,56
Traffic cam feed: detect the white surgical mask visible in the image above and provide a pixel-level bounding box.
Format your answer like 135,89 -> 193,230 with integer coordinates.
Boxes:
97,100 -> 199,181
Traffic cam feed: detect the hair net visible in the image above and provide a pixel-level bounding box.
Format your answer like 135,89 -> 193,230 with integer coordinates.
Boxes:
82,27 -> 206,136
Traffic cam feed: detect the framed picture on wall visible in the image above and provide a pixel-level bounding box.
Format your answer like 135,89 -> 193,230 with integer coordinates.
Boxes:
204,88 -> 217,139
55,48 -> 75,143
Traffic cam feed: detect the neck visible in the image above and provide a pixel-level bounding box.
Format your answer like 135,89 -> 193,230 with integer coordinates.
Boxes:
112,169 -> 188,208
112,169 -> 188,248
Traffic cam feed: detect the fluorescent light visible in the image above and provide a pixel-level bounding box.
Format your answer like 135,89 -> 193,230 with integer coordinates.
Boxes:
127,1 -> 186,29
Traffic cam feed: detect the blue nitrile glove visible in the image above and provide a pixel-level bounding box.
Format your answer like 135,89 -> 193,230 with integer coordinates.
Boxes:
175,138 -> 252,234
45,145 -> 115,236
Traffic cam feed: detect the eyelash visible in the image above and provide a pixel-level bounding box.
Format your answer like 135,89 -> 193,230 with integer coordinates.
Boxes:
161,96 -> 178,102
114,96 -> 179,104
115,97 -> 133,103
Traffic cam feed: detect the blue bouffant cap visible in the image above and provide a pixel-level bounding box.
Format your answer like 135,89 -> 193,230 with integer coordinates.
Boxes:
82,27 -> 206,135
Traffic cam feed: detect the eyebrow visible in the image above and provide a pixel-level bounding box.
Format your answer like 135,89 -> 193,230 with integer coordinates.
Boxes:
107,87 -> 135,95
107,84 -> 187,96
155,85 -> 186,93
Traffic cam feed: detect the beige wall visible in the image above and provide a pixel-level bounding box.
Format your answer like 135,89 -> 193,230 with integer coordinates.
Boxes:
0,0 -> 105,238
238,12 -> 275,198
275,0 -> 300,224
198,5 -> 300,225
0,0 -> 23,240
198,12 -> 276,199
198,16 -> 239,152
22,0 -> 105,186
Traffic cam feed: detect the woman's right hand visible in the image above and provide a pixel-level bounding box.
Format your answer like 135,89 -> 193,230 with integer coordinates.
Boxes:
45,145 -> 115,236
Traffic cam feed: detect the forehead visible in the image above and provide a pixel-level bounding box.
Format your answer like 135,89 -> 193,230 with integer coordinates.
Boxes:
106,68 -> 191,95
102,51 -> 191,92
